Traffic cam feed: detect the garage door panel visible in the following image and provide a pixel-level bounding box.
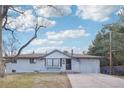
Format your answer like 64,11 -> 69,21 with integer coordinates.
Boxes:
80,61 -> 99,73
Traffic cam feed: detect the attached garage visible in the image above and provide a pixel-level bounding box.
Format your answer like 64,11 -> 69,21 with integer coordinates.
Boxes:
79,59 -> 100,73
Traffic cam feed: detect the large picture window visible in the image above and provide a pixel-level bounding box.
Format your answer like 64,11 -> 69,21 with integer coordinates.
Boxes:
47,59 -> 53,66
46,58 -> 60,67
53,59 -> 60,66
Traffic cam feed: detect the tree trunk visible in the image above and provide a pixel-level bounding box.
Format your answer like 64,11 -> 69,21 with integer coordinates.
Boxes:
0,18 -> 4,77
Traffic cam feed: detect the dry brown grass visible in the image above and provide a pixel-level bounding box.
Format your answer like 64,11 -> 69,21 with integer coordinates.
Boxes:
0,73 -> 72,88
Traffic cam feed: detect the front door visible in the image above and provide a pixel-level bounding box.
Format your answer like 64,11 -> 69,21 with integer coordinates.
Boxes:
66,59 -> 71,70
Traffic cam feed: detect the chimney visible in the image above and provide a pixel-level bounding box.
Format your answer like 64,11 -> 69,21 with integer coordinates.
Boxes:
71,49 -> 73,55
32,51 -> 35,54
45,51 -> 47,54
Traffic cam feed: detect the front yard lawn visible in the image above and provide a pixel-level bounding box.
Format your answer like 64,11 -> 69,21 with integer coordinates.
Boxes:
0,73 -> 72,88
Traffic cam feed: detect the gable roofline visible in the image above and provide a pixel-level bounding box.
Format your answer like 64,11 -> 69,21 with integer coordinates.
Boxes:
4,49 -> 103,59
42,49 -> 72,58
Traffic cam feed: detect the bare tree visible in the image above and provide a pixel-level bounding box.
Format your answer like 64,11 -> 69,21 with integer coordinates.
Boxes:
3,36 -> 19,56
0,5 -> 71,77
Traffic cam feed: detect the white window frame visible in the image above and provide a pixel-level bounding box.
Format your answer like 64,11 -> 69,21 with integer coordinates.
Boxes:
46,58 -> 60,67
12,59 -> 17,64
47,59 -> 53,67
30,58 -> 36,64
53,59 -> 60,67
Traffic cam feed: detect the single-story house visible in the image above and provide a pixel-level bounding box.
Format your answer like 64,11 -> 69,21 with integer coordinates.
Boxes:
5,49 -> 101,73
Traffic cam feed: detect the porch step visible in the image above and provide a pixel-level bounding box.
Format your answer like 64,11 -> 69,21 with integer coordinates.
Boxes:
47,67 -> 61,71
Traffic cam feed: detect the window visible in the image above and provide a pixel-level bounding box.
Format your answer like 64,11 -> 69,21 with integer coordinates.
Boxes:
12,69 -> 16,73
46,58 -> 60,67
47,59 -> 53,66
12,59 -> 17,64
76,58 -> 80,62
30,58 -> 35,64
53,59 -> 59,66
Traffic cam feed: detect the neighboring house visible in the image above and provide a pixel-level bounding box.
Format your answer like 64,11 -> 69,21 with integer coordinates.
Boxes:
5,49 -> 101,73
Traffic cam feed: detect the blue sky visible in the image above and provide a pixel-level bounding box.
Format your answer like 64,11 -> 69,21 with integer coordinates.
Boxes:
3,5 -> 121,54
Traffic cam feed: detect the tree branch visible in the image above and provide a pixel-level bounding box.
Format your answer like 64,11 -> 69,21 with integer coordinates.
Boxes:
3,5 -> 61,59
15,24 -> 46,57
9,6 -> 24,14
4,27 -> 18,41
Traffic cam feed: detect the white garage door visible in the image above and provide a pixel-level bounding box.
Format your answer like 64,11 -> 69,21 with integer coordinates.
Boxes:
80,60 -> 100,73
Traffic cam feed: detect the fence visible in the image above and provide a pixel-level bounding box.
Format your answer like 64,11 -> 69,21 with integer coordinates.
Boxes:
101,66 -> 124,75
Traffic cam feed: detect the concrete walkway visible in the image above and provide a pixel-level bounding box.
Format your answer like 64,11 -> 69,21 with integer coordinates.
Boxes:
68,74 -> 124,88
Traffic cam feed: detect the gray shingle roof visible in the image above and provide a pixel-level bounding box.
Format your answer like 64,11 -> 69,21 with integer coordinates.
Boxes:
4,49 -> 101,59
72,54 -> 101,59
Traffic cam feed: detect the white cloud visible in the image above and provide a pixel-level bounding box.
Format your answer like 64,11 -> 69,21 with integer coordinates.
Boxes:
33,5 -> 72,18
22,46 -> 83,54
76,5 -> 118,22
6,9 -> 56,32
46,28 -> 90,40
30,26 -> 89,47
38,17 -> 56,27
5,5 -> 72,32
31,39 -> 63,46
116,6 -> 124,16
6,10 -> 36,32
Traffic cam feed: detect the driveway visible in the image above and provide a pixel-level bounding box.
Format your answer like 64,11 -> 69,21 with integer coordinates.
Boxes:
68,74 -> 124,88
